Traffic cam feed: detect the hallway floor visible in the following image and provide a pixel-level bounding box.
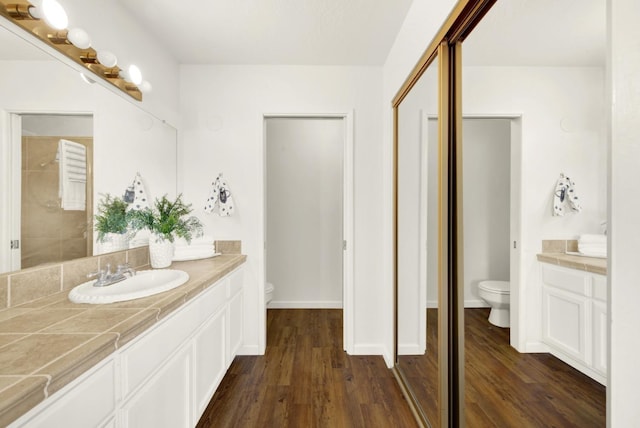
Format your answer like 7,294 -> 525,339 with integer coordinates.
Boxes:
197,309 -> 418,427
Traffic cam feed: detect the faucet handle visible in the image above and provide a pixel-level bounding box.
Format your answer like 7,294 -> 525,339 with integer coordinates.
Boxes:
87,268 -> 105,279
116,263 -> 130,273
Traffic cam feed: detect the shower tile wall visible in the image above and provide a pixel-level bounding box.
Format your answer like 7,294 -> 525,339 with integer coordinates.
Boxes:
21,136 -> 93,269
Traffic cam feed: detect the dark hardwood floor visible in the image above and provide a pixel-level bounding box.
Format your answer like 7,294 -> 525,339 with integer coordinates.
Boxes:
197,309 -> 418,428
464,308 -> 605,427
400,308 -> 606,427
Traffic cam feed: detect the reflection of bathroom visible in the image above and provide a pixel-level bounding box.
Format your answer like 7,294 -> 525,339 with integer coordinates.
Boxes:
461,118 -> 511,326
19,114 -> 93,269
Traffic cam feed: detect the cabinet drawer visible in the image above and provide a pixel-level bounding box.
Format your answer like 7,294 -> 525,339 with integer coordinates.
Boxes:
541,264 -> 589,295
121,301 -> 200,397
592,274 -> 607,302
15,359 -> 115,428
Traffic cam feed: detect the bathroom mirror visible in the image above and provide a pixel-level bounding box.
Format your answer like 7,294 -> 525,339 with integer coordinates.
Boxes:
0,21 -> 178,274
394,42 -> 447,425
458,0 -> 607,424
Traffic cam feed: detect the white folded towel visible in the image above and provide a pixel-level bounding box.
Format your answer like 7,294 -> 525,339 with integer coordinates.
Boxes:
578,234 -> 607,245
578,234 -> 607,258
58,139 -> 86,211
174,235 -> 214,248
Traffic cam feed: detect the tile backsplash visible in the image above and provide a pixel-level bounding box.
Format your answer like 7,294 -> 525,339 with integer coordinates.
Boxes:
541,239 -> 579,253
0,240 -> 242,311
0,246 -> 149,310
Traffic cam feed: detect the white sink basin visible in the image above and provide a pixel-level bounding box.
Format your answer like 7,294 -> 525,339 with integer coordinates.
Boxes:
69,269 -> 189,304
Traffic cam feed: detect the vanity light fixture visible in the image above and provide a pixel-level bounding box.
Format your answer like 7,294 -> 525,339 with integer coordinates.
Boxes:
97,50 -> 117,68
79,72 -> 95,84
67,27 -> 90,49
0,0 -> 147,101
128,64 -> 142,85
41,0 -> 67,30
139,80 -> 152,94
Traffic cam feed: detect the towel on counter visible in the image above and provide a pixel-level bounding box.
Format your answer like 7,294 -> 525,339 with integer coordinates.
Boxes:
125,173 -> 150,211
204,173 -> 235,217
578,234 -> 607,258
58,139 -> 86,211
553,173 -> 582,216
173,235 -> 217,261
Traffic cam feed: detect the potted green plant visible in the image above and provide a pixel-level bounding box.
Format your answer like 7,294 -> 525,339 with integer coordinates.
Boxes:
128,194 -> 203,268
94,194 -> 131,254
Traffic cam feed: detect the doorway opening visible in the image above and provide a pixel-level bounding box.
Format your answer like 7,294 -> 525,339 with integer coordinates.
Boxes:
262,113 -> 354,354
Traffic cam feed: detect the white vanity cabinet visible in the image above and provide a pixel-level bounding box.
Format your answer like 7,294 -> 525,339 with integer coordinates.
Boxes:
10,266 -> 244,428
540,263 -> 607,385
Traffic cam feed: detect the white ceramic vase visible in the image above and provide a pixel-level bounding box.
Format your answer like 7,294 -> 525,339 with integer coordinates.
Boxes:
99,233 -> 129,254
149,233 -> 174,268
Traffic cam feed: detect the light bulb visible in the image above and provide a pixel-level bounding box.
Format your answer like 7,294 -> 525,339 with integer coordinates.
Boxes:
128,65 -> 142,85
97,50 -> 117,68
42,0 -> 68,30
139,80 -> 152,93
67,28 -> 91,49
79,73 -> 95,84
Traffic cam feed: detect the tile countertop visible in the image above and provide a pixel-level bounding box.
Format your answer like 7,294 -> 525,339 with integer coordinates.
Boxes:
0,254 -> 246,426
536,252 -> 607,275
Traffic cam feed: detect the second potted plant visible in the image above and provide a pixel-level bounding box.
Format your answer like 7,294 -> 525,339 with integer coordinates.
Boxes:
94,194 -> 131,254
128,194 -> 203,268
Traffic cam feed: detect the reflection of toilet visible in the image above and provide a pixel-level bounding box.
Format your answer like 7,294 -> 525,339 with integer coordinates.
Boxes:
478,280 -> 510,328
265,282 -> 274,306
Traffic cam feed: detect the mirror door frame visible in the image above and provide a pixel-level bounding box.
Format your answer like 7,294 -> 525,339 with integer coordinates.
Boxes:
392,1 -> 497,426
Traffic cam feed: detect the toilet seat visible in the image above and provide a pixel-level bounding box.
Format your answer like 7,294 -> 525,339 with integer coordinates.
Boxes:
479,280 -> 510,294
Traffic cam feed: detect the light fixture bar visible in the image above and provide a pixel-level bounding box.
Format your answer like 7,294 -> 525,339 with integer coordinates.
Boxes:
0,0 -> 144,101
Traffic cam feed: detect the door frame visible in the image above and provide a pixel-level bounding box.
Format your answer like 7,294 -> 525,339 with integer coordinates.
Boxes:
260,111 -> 355,354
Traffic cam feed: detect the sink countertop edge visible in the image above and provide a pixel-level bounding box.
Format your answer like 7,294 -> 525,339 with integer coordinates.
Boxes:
0,254 -> 247,427
536,252 -> 607,275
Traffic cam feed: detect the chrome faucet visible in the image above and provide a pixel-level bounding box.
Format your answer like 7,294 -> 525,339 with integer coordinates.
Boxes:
88,263 -> 136,287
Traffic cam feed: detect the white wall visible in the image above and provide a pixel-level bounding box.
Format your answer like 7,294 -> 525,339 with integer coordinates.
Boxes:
265,118 -> 343,308
462,66 -> 607,351
59,0 -> 180,124
608,0 -> 640,425
462,118 -> 511,306
179,65 -> 383,355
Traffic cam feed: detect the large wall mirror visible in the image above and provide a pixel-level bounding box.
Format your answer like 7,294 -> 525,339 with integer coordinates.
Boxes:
0,20 -> 178,275
458,0 -> 607,425
396,52 -> 442,426
394,0 -> 607,426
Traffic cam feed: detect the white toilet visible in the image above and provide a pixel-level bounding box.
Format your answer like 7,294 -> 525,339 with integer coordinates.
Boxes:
478,280 -> 510,328
265,282 -> 274,306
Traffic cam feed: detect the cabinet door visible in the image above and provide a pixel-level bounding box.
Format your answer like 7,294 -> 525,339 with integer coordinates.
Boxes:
122,347 -> 192,428
542,286 -> 589,363
194,308 -> 226,416
12,359 -> 116,428
592,300 -> 608,376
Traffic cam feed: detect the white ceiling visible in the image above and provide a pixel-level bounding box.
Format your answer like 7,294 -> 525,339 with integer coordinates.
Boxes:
0,0 -> 606,67
117,0 -> 414,65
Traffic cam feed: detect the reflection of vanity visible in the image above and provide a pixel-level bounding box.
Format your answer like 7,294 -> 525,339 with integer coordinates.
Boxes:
537,251 -> 607,385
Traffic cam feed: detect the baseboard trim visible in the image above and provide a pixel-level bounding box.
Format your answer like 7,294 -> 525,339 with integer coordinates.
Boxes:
237,345 -> 262,355
268,300 -> 343,309
398,344 -> 426,355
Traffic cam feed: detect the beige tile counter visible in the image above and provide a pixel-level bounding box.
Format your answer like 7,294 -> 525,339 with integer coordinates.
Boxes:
536,252 -> 607,275
0,254 -> 246,426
